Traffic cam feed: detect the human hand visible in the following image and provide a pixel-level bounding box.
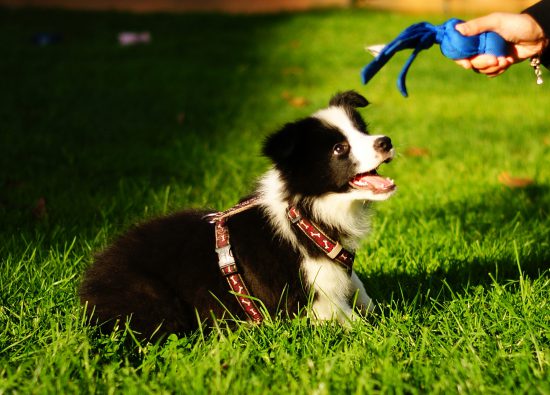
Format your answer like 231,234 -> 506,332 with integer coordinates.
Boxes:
454,12 -> 548,76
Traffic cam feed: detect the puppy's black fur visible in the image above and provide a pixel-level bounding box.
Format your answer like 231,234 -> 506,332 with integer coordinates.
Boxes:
81,206 -> 305,336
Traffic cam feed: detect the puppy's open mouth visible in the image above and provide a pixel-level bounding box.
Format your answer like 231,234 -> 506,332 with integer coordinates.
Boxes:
349,167 -> 396,194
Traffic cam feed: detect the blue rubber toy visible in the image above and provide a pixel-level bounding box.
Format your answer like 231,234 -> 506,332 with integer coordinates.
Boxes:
361,18 -> 509,97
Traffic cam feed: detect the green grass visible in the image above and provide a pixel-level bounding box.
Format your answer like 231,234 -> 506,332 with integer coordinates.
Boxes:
1,7 -> 549,394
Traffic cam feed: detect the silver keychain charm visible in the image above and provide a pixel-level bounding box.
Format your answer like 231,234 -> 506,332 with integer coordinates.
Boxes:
530,56 -> 544,85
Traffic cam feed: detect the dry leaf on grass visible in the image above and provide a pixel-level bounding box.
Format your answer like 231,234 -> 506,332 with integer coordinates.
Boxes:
281,67 -> 304,76
176,112 -> 185,125
498,172 -> 535,188
289,97 -> 308,107
288,40 -> 301,49
281,91 -> 309,108
405,147 -> 430,157
32,197 -> 47,219
281,91 -> 292,99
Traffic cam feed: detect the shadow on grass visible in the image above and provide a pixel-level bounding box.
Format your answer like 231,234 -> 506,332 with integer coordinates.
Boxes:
365,184 -> 550,305
0,8 -> 297,234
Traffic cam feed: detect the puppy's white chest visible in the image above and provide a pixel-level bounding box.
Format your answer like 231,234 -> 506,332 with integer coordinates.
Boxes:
301,257 -> 354,322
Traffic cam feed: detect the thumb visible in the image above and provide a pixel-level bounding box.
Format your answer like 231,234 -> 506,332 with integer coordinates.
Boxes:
456,15 -> 500,36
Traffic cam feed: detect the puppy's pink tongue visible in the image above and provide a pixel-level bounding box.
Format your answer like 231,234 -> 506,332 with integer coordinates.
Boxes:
350,173 -> 395,193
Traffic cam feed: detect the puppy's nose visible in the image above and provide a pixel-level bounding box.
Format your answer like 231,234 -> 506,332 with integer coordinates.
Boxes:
374,136 -> 393,153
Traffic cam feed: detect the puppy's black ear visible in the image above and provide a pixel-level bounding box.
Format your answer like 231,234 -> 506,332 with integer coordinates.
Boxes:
262,122 -> 299,166
329,90 -> 369,108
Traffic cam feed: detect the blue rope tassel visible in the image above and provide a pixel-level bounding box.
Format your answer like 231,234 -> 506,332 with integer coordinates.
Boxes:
361,18 -> 508,97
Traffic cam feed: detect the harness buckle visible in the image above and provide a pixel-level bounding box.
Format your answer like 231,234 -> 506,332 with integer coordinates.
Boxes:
326,242 -> 343,260
215,245 -> 235,267
287,207 -> 302,224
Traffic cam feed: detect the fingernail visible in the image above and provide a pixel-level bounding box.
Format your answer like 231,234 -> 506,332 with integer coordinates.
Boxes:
456,24 -> 467,34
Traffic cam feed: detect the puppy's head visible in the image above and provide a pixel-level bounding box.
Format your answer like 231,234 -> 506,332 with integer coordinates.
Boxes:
263,91 -> 396,201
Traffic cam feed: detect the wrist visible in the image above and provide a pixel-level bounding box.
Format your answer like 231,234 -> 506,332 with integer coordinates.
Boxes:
522,2 -> 550,51
524,13 -> 548,50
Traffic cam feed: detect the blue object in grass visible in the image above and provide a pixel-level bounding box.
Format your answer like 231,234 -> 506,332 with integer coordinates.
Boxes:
32,33 -> 62,46
361,18 -> 508,97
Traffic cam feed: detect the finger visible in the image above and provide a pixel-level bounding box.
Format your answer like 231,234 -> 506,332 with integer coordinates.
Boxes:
497,56 -> 513,68
475,57 -> 511,75
486,68 -> 508,77
469,54 -> 499,69
455,13 -> 503,36
477,66 -> 505,75
455,23 -> 470,36
504,55 -> 515,64
455,59 -> 473,69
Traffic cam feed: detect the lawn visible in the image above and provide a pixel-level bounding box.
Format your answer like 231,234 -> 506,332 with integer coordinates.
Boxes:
0,6 -> 549,394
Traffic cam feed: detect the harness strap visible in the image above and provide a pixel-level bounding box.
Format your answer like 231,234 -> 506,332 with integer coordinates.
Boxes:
205,196 -> 261,224
207,198 -> 264,323
287,206 -> 355,274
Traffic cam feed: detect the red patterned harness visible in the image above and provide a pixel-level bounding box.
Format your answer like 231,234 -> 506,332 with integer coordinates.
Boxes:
204,197 -> 264,323
287,206 -> 355,274
204,199 -> 355,323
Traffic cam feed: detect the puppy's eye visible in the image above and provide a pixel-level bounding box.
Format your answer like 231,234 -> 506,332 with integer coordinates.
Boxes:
333,143 -> 349,156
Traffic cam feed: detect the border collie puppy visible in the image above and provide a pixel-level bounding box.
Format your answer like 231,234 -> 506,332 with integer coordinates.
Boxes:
80,91 -> 396,337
